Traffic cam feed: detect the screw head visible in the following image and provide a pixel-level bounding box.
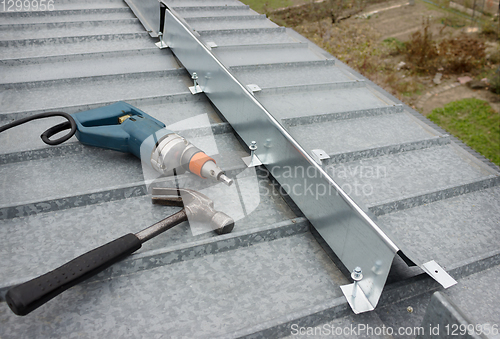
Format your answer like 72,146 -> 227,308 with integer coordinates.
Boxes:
249,141 -> 257,151
351,267 -> 363,281
192,72 -> 198,80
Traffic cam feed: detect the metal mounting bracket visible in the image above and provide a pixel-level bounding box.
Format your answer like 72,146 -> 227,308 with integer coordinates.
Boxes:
340,283 -> 375,314
155,32 -> 168,49
206,41 -> 218,48
421,260 -> 457,288
242,155 -> 262,167
246,84 -> 261,94
311,149 -> 330,165
189,85 -> 203,95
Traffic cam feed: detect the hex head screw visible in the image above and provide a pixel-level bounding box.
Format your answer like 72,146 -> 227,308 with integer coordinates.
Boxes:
351,267 -> 363,298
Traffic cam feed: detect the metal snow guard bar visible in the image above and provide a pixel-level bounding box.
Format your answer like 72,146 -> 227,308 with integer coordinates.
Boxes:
124,0 -> 161,37
126,0 -> 457,313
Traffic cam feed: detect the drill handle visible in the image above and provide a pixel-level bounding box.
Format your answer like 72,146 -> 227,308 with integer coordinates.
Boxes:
72,102 -> 168,158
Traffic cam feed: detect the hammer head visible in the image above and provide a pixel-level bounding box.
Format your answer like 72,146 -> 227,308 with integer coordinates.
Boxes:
151,187 -> 234,235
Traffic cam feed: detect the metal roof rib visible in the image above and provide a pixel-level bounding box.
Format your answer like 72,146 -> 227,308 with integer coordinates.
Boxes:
1,0 -> 499,337
174,6 -> 256,18
0,32 -> 156,59
185,14 -> 277,30
0,8 -> 135,24
0,69 -> 192,116
1,49 -> 179,84
198,27 -> 297,46
0,19 -> 145,40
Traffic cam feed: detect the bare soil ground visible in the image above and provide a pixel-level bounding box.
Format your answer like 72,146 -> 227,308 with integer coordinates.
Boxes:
422,81 -> 500,114
352,0 -> 499,114
267,0 -> 500,114
361,0 -> 464,41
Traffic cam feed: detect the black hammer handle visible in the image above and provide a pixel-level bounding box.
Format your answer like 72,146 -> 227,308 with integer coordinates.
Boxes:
6,233 -> 142,316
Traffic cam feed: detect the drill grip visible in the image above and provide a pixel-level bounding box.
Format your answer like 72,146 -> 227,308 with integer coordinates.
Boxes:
6,234 -> 142,316
72,102 -> 170,158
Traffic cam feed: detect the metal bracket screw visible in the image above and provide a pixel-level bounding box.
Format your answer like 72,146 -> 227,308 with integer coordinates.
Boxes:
352,266 -> 363,280
340,266 -> 373,313
189,72 -> 202,95
351,267 -> 363,298
249,141 -> 257,157
242,141 -> 262,167
264,138 -> 272,148
192,72 -> 198,87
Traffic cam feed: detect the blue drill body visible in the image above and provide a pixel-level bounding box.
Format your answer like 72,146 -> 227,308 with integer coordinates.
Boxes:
73,102 -> 172,160
71,101 -> 233,186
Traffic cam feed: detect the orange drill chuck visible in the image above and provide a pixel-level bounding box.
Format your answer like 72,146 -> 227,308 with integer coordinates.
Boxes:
150,132 -> 233,186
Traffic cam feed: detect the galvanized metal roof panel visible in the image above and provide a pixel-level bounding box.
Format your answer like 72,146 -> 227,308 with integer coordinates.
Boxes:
378,185 -> 500,267
3,233 -> 348,338
1,49 -> 179,83
442,262 -> 500,326
231,60 -> 358,87
0,19 -> 145,40
39,0 -> 128,9
185,15 -> 277,30
0,8 -> 135,24
287,112 -> 442,155
1,173 -> 296,276
174,5 -> 257,18
0,32 -> 157,59
1,70 -> 191,114
330,144 -> 496,205
215,43 -> 325,66
0,132 -> 243,204
256,86 -> 392,119
199,27 -> 298,46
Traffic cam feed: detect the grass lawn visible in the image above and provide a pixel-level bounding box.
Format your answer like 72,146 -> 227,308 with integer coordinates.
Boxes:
428,98 -> 500,165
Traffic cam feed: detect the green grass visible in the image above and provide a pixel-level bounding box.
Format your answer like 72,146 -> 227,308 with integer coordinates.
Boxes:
428,98 -> 500,165
382,37 -> 406,51
240,0 -> 293,13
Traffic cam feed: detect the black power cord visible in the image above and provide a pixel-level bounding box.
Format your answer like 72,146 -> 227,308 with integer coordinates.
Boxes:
0,112 -> 77,146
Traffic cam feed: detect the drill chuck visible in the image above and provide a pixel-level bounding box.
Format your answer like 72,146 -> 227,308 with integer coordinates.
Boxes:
151,133 -> 233,186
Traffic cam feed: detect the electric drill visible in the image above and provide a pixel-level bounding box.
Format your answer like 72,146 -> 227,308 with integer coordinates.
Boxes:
72,101 -> 233,186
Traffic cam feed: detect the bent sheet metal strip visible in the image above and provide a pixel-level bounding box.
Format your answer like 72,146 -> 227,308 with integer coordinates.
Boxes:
128,0 -> 456,313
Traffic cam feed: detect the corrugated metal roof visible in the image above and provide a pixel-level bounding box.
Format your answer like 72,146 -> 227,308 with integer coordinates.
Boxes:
1,0 -> 499,337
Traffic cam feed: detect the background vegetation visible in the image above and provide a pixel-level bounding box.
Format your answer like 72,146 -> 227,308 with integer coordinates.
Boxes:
429,98 -> 499,164
242,0 -> 499,165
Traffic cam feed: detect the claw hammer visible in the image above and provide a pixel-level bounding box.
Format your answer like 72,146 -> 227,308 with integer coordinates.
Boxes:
6,188 -> 234,316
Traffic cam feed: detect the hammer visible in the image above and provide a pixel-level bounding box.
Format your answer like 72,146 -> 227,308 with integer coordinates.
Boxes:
6,188 -> 234,316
